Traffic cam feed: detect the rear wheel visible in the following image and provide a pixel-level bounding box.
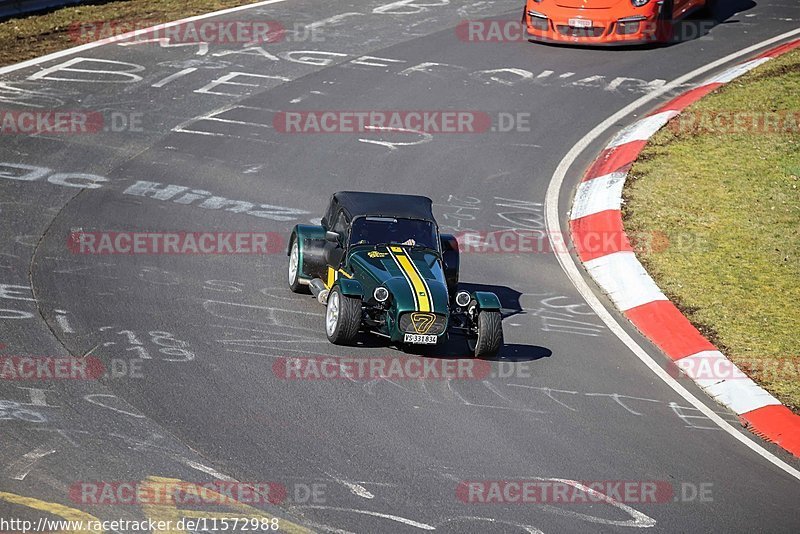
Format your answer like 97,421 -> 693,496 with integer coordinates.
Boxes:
325,287 -> 362,345
288,237 -> 307,293
471,310 -> 503,359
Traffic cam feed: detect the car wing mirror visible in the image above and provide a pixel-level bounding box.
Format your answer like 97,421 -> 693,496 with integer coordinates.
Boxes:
325,231 -> 340,243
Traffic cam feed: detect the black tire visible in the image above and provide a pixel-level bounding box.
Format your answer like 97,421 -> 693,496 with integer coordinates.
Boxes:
660,0 -> 675,20
325,287 -> 362,345
288,235 -> 307,293
473,310 -> 503,358
700,0 -> 717,18
656,0 -> 675,44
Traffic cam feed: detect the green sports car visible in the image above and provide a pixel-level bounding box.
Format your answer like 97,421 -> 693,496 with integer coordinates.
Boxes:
287,191 -> 504,358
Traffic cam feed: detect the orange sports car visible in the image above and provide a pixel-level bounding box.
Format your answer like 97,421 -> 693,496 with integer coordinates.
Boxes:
524,0 -> 715,45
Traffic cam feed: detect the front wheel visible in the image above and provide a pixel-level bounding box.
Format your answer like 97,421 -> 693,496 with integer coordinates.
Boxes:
656,0 -> 675,43
325,287 -> 362,345
471,310 -> 503,358
701,0 -> 717,18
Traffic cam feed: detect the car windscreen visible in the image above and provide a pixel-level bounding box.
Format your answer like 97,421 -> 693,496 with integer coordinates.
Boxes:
349,217 -> 438,251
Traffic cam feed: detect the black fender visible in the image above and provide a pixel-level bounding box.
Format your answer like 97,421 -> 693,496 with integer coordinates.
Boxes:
337,278 -> 364,299
471,291 -> 501,311
440,233 -> 460,295
289,224 -> 327,281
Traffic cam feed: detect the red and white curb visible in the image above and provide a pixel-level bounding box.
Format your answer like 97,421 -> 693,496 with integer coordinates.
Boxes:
569,39 -> 800,457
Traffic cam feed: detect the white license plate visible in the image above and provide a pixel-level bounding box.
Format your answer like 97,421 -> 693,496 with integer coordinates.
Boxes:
404,334 -> 438,345
569,18 -> 593,28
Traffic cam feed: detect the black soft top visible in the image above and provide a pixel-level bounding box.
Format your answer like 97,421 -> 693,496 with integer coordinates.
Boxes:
329,191 -> 436,222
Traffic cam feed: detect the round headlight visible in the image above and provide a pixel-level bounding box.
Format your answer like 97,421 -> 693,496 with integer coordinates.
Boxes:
455,291 -> 471,307
631,0 -> 650,6
374,287 -> 390,303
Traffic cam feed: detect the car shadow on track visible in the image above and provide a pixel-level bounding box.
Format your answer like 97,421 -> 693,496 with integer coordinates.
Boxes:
666,0 -> 758,46
402,282 -> 553,363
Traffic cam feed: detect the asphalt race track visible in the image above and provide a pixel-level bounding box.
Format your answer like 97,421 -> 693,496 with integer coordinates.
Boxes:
1,0 -> 799,532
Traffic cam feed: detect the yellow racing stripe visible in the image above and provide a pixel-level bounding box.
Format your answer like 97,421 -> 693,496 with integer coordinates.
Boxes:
390,247 -> 431,312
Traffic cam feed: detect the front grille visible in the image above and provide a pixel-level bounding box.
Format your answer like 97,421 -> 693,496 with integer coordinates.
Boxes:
556,25 -> 605,38
399,313 -> 447,335
616,20 -> 641,35
527,16 -> 549,31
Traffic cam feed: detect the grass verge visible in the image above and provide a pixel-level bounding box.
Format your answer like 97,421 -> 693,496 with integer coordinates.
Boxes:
0,0 -> 260,67
625,48 -> 800,412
